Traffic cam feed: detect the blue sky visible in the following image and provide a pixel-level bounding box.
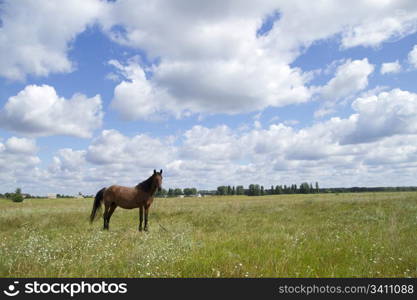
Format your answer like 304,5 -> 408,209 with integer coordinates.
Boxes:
1,0 -> 417,195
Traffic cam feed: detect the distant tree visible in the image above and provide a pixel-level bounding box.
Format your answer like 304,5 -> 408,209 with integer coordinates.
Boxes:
248,184 -> 261,196
236,186 -> 245,195
260,186 -> 264,196
315,182 -> 319,193
183,188 -> 192,196
11,188 -> 24,203
300,182 -> 310,194
275,185 -> 281,194
167,188 -> 175,197
216,186 -> 227,195
155,188 -> 167,197
248,184 -> 254,196
183,188 -> 197,196
174,188 -> 183,196
232,186 -> 236,195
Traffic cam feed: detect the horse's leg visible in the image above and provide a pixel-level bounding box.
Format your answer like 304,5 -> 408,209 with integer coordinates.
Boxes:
106,203 -> 117,230
103,203 -> 110,230
144,205 -> 150,232
139,206 -> 144,231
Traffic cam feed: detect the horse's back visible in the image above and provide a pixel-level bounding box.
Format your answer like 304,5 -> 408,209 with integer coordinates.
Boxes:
105,185 -> 140,209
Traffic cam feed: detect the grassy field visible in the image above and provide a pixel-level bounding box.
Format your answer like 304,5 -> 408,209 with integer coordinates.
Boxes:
0,192 -> 416,277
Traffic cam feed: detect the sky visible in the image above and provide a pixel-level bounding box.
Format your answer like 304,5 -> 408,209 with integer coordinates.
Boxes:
1,0 -> 417,195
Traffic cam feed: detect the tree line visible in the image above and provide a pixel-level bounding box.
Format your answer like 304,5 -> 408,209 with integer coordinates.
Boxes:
215,182 -> 320,196
2,185 -> 417,200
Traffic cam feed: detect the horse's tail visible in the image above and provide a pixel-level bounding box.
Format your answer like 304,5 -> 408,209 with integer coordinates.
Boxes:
90,187 -> 106,223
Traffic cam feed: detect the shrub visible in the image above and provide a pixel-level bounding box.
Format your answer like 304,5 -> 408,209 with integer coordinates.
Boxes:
11,188 -> 24,203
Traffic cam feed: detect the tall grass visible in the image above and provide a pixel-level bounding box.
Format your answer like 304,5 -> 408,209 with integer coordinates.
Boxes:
0,192 -> 416,277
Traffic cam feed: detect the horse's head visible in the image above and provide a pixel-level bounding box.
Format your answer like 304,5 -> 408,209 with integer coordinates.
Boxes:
153,169 -> 163,191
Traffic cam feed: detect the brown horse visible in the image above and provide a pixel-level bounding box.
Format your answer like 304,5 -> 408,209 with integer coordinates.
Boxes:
89,169 -> 163,231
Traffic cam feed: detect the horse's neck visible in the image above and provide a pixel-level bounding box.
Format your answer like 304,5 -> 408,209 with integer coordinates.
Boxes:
149,182 -> 157,195
136,179 -> 157,195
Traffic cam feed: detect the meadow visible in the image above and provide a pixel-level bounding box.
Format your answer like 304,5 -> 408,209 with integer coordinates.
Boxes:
0,192 -> 416,277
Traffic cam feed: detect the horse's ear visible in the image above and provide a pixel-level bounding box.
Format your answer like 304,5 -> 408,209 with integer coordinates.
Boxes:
153,169 -> 156,174
160,169 -> 163,174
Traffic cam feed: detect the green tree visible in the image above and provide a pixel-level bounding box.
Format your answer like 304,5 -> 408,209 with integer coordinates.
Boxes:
236,185 -> 245,195
248,184 -> 261,196
11,188 -> 24,203
183,188 -> 197,196
216,186 -> 227,195
155,188 -> 167,197
174,188 -> 183,196
167,188 -> 175,197
300,182 -> 310,194
275,185 -> 281,194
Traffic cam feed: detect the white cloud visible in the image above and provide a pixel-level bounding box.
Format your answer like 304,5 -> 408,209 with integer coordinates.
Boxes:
4,137 -> 37,154
86,129 -> 174,168
380,61 -> 402,74
0,137 -> 40,190
341,89 -> 417,144
109,58 -> 177,120
0,84 -> 103,138
109,44 -> 311,120
49,149 -> 86,173
319,59 -> 375,101
180,125 -> 241,162
4,96 -> 417,194
408,44 -> 417,68
100,1 -> 313,119
103,0 -> 417,119
2,0 -> 416,118
0,0 -> 106,80
341,9 -> 417,48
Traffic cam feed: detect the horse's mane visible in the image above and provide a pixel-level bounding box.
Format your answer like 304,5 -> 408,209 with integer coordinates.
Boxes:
136,174 -> 155,193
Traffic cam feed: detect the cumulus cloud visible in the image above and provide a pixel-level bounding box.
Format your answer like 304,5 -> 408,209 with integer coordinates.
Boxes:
4,137 -> 37,154
86,129 -> 174,168
408,44 -> 417,68
341,89 -> 417,144
49,149 -> 86,173
0,0 -> 106,80
340,8 -> 417,48
381,61 -> 402,74
0,137 -> 40,191
319,59 -> 375,101
109,58 -> 178,120
0,84 -> 103,138
180,125 -> 241,162
108,39 -> 311,120
6,95 -> 417,194
2,0 -> 417,118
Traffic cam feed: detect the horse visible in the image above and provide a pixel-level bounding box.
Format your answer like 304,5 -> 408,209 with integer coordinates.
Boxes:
89,169 -> 163,231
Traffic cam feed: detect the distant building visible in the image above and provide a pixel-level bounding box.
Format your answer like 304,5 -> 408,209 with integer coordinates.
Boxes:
47,193 -> 57,199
